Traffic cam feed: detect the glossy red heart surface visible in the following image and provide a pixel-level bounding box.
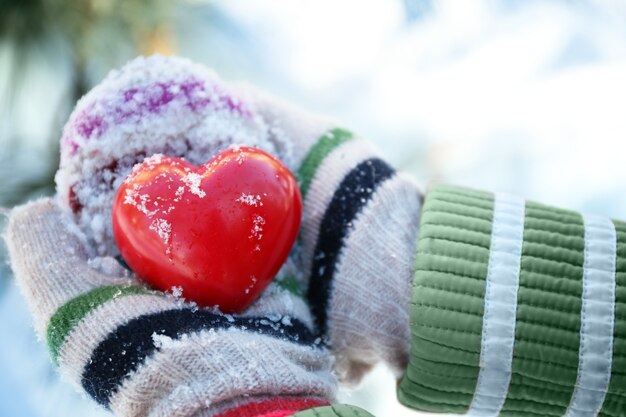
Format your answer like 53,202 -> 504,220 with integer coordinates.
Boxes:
112,146 -> 302,313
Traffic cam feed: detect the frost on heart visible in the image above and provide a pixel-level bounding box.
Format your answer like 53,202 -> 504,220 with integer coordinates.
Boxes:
149,218 -> 172,247
142,153 -> 165,169
124,186 -> 159,217
236,193 -> 263,207
244,275 -> 258,294
250,215 -> 265,240
182,172 -> 206,198
228,144 -> 247,165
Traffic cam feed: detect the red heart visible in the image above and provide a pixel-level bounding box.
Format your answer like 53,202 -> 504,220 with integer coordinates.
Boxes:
112,146 -> 302,313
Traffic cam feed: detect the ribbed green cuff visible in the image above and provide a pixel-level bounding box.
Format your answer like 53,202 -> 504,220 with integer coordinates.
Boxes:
293,404 -> 375,417
398,184 -> 626,417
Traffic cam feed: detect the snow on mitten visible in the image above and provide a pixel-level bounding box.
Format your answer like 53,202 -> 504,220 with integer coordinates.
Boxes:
56,55 -> 295,257
5,198 -> 371,417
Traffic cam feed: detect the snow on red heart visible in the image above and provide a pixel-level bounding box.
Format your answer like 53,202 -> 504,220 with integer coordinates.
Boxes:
112,146 -> 302,313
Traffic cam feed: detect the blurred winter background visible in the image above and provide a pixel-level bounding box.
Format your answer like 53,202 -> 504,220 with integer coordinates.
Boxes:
2,0 -> 626,416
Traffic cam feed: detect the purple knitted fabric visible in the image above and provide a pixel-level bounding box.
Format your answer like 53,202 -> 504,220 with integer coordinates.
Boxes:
56,55 -> 293,256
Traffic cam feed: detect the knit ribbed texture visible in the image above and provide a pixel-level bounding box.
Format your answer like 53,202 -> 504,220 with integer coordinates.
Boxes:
6,199 -> 336,417
307,157 -> 396,335
48,284 -> 149,363
298,139 -> 379,276
603,220 -> 626,417
292,404 -> 375,417
296,128 -> 353,199
398,184 -> 626,416
399,185 -> 492,413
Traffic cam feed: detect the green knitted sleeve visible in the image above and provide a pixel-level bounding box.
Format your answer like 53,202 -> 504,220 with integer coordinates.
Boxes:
398,184 -> 626,417
293,405 -> 375,417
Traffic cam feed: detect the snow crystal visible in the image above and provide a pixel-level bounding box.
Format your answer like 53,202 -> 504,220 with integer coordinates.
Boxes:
143,153 -> 165,167
182,172 -> 206,198
124,187 -> 159,217
150,218 -> 171,240
236,193 -> 263,207
226,143 -> 250,165
149,218 -> 172,248
87,256 -> 126,276
265,313 -> 281,322
164,286 -> 200,310
244,275 -> 258,294
90,215 -> 104,235
152,332 -> 174,349
249,215 -> 265,240
170,285 -> 184,298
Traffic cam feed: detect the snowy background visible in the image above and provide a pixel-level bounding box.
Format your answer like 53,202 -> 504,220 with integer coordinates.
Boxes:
2,1 -> 626,416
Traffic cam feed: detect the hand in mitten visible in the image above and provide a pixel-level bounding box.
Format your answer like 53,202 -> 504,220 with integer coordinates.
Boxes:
6,56 -> 377,417
287,127 -> 423,383
225,82 -> 424,384
54,55 -> 423,386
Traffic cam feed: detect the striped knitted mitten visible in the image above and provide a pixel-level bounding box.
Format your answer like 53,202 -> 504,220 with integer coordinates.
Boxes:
250,97 -> 424,384
199,83 -> 424,382
6,198 -> 339,417
53,54 -> 423,384
294,128 -> 423,382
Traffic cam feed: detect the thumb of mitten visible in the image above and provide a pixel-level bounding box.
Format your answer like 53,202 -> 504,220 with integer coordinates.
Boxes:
6,198 -> 133,338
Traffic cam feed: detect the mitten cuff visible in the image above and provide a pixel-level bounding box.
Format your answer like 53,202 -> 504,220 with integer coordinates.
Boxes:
398,184 -> 626,416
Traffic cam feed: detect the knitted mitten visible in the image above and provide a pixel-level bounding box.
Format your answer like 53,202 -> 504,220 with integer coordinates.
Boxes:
290,128 -> 423,383
6,199 -> 377,417
54,55 -> 423,385
234,80 -> 425,383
